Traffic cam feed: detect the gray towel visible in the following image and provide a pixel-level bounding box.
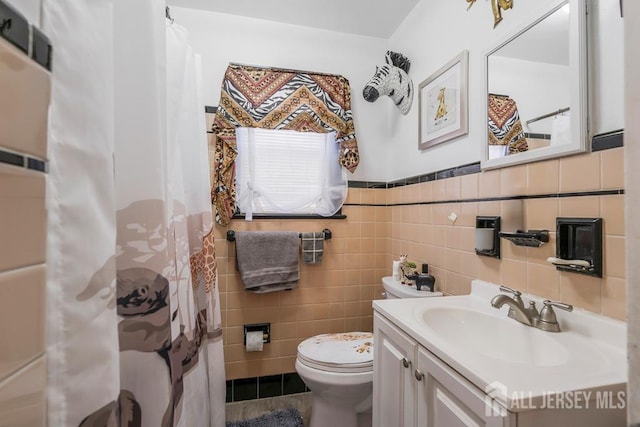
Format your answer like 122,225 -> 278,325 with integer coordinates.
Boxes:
300,232 -> 324,264
235,231 -> 299,293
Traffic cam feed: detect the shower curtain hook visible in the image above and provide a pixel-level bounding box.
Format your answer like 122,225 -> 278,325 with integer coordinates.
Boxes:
165,6 -> 174,23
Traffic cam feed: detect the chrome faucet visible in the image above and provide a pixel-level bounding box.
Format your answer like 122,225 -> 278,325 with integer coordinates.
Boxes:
490,286 -> 535,326
490,286 -> 573,332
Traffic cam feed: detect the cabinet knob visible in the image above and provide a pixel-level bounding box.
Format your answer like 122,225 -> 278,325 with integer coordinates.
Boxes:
414,369 -> 424,381
402,357 -> 410,368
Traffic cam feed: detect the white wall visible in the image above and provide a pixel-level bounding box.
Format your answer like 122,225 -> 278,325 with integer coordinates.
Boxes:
488,56 -> 571,134
173,0 -> 623,183
591,0 -> 624,134
624,0 -> 640,423
5,0 -> 41,25
386,0 -> 623,181
171,7 -> 389,182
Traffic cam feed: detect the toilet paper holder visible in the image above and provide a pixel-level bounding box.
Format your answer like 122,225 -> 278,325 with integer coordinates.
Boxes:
244,323 -> 271,344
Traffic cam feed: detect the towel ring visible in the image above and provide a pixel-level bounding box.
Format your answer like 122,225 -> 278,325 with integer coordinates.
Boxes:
226,229 -> 332,242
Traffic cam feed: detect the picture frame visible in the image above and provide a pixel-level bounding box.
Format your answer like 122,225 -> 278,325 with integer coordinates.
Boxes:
418,50 -> 469,150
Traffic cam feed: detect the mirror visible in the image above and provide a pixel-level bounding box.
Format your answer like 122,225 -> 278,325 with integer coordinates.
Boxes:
482,0 -> 588,170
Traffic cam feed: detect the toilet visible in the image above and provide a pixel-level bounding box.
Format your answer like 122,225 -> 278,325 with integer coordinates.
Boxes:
296,276 -> 443,427
296,332 -> 374,427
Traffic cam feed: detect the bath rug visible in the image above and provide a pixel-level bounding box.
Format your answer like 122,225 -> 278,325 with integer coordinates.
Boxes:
226,407 -> 304,427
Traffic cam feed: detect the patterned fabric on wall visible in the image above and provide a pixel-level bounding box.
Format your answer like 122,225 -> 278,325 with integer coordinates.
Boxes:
488,94 -> 529,154
211,64 -> 360,225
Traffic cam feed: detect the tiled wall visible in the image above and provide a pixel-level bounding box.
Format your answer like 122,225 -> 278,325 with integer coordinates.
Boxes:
0,4 -> 51,424
226,372 -> 308,403
208,111 -> 626,380
387,147 -> 626,320
212,203 -> 389,380
207,113 -> 389,381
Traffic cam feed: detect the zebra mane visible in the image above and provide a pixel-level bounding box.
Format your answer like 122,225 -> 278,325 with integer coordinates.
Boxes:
386,51 -> 411,74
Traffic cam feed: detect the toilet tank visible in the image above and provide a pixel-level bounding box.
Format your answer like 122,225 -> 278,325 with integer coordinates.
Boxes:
381,276 -> 443,299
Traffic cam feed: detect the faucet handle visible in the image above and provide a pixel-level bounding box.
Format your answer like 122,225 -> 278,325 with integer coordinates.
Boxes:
499,285 -> 521,297
537,300 -> 574,332
542,300 -> 573,312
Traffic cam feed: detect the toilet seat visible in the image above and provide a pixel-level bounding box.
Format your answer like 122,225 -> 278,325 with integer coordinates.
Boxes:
297,332 -> 374,373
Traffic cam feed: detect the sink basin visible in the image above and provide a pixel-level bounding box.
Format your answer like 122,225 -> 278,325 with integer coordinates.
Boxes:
421,307 -> 570,367
373,279 -> 627,411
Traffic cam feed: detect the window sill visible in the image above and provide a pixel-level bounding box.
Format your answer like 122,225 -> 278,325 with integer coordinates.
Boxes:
231,213 -> 347,220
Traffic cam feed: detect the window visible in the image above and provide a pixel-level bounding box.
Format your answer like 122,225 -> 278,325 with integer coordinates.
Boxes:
235,127 -> 348,220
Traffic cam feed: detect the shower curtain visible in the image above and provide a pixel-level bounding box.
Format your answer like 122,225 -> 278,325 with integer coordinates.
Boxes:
43,1 -> 225,426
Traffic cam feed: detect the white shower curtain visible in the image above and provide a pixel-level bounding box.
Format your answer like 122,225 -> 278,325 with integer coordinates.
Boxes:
44,1 -> 225,426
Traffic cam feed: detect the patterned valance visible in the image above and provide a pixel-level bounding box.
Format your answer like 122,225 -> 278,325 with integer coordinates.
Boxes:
211,63 -> 360,225
488,94 -> 528,154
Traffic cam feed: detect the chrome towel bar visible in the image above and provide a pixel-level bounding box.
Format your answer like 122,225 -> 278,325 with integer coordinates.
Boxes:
226,228 -> 332,242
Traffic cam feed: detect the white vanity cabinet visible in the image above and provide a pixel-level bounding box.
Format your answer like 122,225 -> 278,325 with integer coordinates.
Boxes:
374,312 -> 514,427
373,280 -> 627,427
416,346 -> 513,427
373,311 -> 417,427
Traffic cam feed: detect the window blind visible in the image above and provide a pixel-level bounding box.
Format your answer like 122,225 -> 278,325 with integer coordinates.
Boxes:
235,128 -> 347,220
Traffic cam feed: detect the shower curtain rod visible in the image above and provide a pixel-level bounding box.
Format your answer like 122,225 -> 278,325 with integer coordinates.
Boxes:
229,62 -> 342,78
526,107 -> 570,125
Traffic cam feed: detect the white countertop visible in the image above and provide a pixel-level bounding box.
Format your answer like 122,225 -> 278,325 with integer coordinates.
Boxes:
373,280 -> 627,411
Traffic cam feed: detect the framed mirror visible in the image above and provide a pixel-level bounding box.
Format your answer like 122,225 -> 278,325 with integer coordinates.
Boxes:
481,0 -> 588,170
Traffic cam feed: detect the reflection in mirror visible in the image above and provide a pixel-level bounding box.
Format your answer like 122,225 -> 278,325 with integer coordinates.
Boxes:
482,0 -> 588,169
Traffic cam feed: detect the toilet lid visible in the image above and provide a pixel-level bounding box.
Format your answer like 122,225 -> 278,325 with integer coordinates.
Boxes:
297,332 -> 374,373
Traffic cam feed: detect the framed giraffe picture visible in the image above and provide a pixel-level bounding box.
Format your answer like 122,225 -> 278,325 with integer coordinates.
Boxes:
418,50 -> 469,150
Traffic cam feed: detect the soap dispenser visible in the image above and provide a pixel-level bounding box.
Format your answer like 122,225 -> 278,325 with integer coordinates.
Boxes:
415,264 -> 436,292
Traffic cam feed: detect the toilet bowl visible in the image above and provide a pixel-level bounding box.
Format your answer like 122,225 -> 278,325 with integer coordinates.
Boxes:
296,332 -> 374,427
296,278 -> 443,427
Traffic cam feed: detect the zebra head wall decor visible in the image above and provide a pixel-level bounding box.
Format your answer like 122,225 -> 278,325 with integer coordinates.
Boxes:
363,51 -> 414,115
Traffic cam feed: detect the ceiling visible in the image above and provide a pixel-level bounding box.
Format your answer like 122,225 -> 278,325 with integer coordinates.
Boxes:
167,0 -> 421,38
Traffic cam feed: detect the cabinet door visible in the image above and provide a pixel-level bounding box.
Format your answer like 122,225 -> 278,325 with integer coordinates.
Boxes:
373,313 -> 417,427
416,347 -> 513,427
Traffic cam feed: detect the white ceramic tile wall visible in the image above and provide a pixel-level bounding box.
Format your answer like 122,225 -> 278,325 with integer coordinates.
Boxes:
0,356 -> 46,427
0,265 -> 46,381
